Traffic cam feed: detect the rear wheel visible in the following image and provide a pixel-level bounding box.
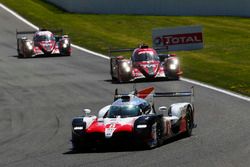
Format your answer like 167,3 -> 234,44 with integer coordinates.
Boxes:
110,60 -> 115,81
185,106 -> 193,137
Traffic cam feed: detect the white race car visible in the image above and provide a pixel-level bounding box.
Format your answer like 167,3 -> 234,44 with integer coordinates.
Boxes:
71,86 -> 196,150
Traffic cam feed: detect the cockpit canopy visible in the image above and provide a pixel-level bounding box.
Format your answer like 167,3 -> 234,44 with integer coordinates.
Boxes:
107,97 -> 152,118
107,105 -> 141,118
34,31 -> 55,42
132,50 -> 159,62
34,35 -> 55,42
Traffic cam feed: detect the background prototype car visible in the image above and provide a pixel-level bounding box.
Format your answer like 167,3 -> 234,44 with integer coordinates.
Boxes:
71,87 -> 195,150
110,44 -> 182,83
16,29 -> 71,58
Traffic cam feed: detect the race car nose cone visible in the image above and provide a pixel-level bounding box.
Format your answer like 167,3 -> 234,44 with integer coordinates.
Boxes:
148,66 -> 155,76
40,42 -> 54,52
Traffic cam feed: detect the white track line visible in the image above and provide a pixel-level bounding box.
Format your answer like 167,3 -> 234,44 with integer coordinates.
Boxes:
0,4 -> 39,30
72,44 -> 109,60
1,3 -> 249,102
181,78 -> 250,102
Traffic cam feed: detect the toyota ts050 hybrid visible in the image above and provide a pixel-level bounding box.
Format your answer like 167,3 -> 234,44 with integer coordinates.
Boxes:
16,29 -> 71,58
71,87 -> 195,151
110,44 -> 182,83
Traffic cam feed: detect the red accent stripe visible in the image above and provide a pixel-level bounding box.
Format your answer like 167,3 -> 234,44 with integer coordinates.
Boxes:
179,118 -> 187,133
137,87 -> 154,99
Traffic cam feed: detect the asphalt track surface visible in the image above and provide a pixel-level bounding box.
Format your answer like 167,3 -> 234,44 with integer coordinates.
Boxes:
0,6 -> 250,167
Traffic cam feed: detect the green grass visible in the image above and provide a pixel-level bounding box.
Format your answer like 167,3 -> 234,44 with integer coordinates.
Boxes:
1,0 -> 250,96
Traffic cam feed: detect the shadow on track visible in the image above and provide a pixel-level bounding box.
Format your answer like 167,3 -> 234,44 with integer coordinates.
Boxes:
63,133 -> 194,155
104,78 -> 179,85
11,54 -> 71,59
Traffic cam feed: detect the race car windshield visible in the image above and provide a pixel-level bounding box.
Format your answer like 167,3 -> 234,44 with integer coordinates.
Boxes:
34,35 -> 55,42
107,105 -> 141,118
133,52 -> 159,62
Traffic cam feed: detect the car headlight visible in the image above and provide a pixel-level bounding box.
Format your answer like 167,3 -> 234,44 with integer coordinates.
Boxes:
64,39 -> 69,45
137,124 -> 147,128
73,126 -> 84,130
170,64 -> 177,70
169,59 -> 179,70
63,43 -> 67,48
26,42 -> 33,50
172,59 -> 179,65
122,62 -> 131,72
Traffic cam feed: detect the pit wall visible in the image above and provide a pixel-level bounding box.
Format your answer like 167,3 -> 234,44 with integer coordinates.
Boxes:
44,0 -> 250,16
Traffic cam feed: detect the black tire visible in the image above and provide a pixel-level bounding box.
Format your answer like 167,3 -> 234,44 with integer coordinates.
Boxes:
144,122 -> 161,149
71,133 -> 81,151
71,134 -> 91,152
18,53 -> 24,58
117,76 -> 123,83
17,48 -> 24,58
110,62 -> 116,81
117,67 -> 123,83
72,140 -> 82,151
165,73 -> 180,80
185,106 -> 193,137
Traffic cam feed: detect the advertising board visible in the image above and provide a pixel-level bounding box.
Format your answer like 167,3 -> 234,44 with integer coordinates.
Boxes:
152,25 -> 203,51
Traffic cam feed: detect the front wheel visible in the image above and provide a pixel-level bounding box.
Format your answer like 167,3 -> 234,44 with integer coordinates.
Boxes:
165,71 -> 180,80
18,52 -> 24,58
71,134 -> 91,152
72,140 -> 82,151
144,122 -> 162,149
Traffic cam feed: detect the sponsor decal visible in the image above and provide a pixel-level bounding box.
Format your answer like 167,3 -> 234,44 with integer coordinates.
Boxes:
154,33 -> 202,46
105,123 -> 116,138
145,64 -> 156,68
152,25 -> 203,51
105,127 -> 116,138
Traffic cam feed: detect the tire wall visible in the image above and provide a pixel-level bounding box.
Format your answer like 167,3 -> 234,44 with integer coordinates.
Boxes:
44,0 -> 250,16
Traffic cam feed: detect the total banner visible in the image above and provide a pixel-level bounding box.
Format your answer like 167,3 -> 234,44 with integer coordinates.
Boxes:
152,25 -> 203,51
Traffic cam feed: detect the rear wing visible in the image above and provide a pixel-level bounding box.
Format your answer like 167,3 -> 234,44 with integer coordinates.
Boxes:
154,86 -> 194,104
16,30 -> 37,35
109,48 -> 135,53
16,29 -> 64,38
154,91 -> 193,97
114,86 -> 194,104
113,88 -> 134,101
108,48 -> 134,57
16,30 -> 36,39
109,44 -> 168,56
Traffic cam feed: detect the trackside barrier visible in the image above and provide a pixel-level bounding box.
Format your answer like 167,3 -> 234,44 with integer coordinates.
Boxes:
45,0 -> 250,17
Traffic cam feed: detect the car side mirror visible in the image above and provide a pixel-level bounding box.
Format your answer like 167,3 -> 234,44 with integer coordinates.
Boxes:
159,106 -> 167,112
83,109 -> 91,116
